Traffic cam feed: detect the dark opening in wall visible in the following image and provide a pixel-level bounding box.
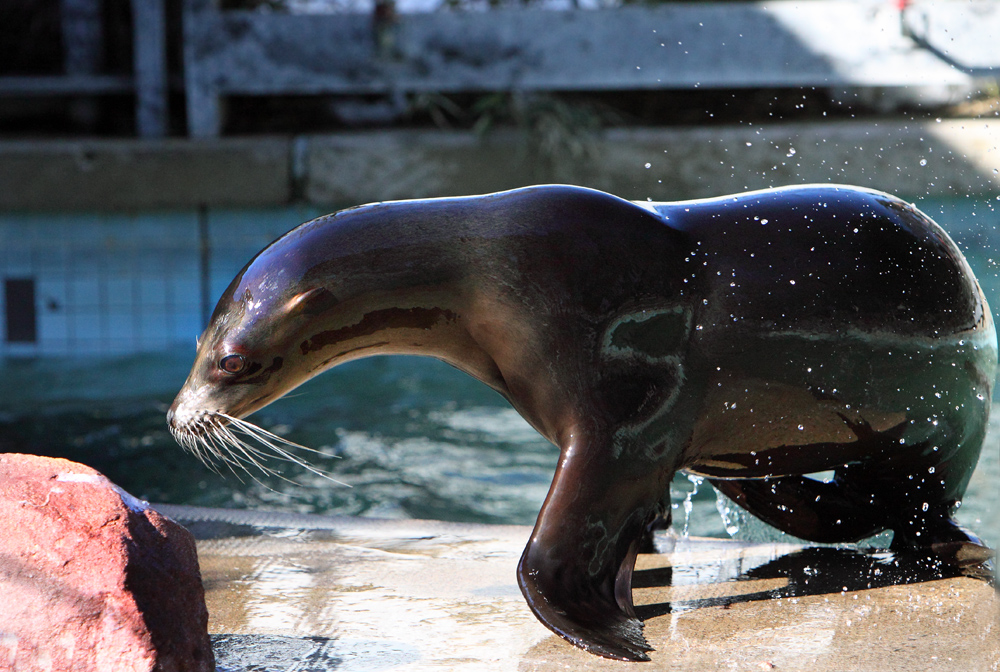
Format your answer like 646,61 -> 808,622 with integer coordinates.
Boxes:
5,278 -> 37,343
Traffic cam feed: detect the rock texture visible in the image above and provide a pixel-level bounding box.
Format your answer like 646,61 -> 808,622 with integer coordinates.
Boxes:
0,454 -> 214,672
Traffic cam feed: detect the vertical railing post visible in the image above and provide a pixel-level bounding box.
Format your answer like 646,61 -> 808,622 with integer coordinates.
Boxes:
132,0 -> 169,137
61,0 -> 103,129
183,0 -> 222,138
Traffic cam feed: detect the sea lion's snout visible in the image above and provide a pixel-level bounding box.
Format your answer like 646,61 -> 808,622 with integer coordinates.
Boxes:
166,391 -> 191,430
167,358 -> 339,482
167,386 -> 224,448
167,398 -> 203,434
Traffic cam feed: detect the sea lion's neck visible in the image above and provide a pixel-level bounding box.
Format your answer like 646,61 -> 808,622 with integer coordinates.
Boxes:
264,197 -> 510,394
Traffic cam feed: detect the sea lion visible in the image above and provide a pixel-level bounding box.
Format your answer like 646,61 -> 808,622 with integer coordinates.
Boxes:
168,184 -> 997,661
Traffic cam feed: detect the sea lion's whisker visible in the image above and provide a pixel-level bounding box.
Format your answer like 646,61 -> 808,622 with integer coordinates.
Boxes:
221,416 -> 303,449
208,413 -> 349,487
219,414 -> 341,459
211,420 -> 282,478
197,426 -> 249,480
178,426 -> 212,466
220,415 -> 336,465
196,419 -> 287,488
176,417 -> 263,481
168,408 -> 347,492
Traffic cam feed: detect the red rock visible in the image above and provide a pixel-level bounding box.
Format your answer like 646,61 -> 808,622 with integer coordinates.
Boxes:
0,454 -> 214,672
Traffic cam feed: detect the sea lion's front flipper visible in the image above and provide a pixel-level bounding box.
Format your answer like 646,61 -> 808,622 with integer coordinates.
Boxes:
517,426 -> 662,661
517,537 -> 649,661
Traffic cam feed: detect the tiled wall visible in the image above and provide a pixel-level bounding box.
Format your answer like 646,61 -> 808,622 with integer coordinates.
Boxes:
0,206 -> 321,356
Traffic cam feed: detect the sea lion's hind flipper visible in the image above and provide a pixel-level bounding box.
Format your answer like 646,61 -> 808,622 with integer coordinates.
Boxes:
901,513 -> 995,583
710,475 -> 885,544
930,539 -> 995,583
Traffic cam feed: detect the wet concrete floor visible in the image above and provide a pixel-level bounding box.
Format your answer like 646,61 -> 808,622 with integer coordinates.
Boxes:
156,505 -> 999,672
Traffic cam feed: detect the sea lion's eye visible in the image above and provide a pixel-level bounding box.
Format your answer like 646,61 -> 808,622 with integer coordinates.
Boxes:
219,354 -> 246,374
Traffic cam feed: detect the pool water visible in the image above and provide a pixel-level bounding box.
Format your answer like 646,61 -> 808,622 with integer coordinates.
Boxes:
0,348 -> 996,550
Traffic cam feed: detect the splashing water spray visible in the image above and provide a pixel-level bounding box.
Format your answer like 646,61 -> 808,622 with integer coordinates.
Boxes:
681,474 -> 703,537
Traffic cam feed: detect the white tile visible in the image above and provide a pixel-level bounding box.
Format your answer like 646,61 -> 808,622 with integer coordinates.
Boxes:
35,245 -> 73,272
106,277 -> 136,307
138,278 -> 168,307
69,277 -> 102,308
139,311 -> 169,342
71,312 -> 102,343
39,313 -> 69,346
107,311 -> 136,344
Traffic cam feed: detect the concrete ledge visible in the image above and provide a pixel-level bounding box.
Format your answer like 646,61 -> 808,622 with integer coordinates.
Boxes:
159,506 -> 999,671
304,120 -> 1000,205
2,120 -> 997,212
0,138 -> 290,211
594,120 -> 1000,202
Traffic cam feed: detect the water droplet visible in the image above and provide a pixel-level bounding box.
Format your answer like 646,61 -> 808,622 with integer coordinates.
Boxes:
922,502 -> 929,511
797,424 -> 804,431
644,162 -> 651,169
760,218 -> 768,225
746,142 -> 752,147
920,158 -> 928,166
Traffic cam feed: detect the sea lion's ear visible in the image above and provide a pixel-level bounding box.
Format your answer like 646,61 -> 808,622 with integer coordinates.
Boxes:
285,287 -> 339,315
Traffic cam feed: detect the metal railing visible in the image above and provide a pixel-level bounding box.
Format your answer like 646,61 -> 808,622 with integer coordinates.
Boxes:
1,1 -> 997,139
181,0 -> 999,137
0,0 -> 168,137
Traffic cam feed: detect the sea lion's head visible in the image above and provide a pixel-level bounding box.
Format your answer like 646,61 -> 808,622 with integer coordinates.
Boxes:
166,236 -> 344,475
166,202 -> 463,475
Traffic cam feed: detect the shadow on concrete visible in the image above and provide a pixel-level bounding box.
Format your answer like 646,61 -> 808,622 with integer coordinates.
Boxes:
633,545 -> 989,621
